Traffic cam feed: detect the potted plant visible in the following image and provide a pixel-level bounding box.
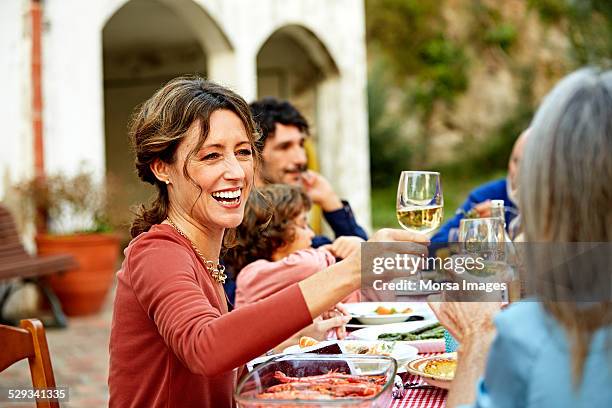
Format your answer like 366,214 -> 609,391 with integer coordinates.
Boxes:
15,168 -> 122,316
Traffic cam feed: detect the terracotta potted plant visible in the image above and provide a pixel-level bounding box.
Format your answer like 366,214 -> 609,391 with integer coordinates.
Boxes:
16,169 -> 121,316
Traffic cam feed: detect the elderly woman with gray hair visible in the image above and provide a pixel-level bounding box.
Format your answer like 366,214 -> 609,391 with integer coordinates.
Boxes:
430,67 -> 612,407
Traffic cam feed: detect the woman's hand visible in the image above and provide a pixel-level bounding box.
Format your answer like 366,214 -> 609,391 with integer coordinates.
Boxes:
427,300 -> 501,408
427,301 -> 500,343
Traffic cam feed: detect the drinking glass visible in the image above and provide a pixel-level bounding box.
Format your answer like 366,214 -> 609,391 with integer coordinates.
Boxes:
458,217 -> 505,257
396,171 -> 443,235
458,217 -> 512,302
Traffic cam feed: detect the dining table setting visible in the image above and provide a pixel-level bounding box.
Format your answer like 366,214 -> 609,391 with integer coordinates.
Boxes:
236,170 -> 523,407
240,301 -> 453,407
391,355 -> 448,408
354,305 -> 450,408
346,302 -> 449,407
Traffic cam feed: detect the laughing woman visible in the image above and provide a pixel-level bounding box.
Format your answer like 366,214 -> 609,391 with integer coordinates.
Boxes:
108,77 -> 428,407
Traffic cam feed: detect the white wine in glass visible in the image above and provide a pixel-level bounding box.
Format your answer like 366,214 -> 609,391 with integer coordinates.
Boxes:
397,205 -> 444,233
396,171 -> 443,235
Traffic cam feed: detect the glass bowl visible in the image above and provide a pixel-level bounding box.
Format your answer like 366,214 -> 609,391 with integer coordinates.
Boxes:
235,354 -> 397,407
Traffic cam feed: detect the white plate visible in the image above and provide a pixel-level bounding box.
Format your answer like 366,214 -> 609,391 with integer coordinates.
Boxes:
344,302 -> 433,325
405,352 -> 457,389
284,340 -> 417,362
350,320 -> 445,353
283,340 -> 418,373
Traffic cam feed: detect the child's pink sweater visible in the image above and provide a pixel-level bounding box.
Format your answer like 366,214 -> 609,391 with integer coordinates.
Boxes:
235,248 -> 360,308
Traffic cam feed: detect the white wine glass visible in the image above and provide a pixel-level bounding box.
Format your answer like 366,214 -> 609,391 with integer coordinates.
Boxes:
458,217 -> 512,302
458,217 -> 506,260
458,217 -> 505,245
458,217 -> 506,259
396,171 -> 443,235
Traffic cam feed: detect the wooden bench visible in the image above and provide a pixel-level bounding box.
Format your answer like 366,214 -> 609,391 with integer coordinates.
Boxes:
0,204 -> 76,328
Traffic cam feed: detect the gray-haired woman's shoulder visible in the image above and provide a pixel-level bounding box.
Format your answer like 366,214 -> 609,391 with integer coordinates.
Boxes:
493,301 -> 554,350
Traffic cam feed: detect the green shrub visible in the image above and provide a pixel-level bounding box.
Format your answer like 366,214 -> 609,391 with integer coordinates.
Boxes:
528,0 -> 568,23
368,68 -> 412,188
484,23 -> 517,51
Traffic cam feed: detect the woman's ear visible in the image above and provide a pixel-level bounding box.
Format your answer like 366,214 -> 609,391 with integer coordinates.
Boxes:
150,158 -> 172,185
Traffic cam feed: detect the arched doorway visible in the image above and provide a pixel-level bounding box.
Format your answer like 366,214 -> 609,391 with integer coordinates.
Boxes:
102,0 -> 233,225
256,25 -> 341,233
256,25 -> 340,140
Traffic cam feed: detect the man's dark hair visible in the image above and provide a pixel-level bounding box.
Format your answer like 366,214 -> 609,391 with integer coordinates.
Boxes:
249,97 -> 309,147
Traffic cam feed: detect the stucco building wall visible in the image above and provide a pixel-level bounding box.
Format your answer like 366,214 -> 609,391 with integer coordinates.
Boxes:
0,0 -> 371,230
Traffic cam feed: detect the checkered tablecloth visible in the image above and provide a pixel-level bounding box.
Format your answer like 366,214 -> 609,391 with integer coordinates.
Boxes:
389,353 -> 447,408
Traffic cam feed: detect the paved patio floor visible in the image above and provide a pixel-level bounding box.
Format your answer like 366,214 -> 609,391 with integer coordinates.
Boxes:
1,289 -> 113,408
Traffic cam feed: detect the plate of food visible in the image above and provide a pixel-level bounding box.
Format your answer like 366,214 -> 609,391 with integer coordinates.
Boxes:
405,352 -> 457,389
344,302 -> 430,325
284,337 -> 418,374
350,320 -> 446,353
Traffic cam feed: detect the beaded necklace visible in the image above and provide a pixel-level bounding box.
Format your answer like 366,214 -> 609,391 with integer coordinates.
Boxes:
165,218 -> 227,285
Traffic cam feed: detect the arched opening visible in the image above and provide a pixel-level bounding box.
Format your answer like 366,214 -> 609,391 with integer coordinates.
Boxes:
102,0 -> 232,220
256,25 -> 340,137
256,25 -> 341,233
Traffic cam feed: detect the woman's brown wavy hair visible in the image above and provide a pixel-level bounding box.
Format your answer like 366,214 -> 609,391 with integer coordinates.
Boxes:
128,76 -> 260,239
223,184 -> 311,274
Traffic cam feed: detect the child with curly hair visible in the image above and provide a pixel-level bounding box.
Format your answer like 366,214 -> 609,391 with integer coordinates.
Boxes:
225,184 -> 362,309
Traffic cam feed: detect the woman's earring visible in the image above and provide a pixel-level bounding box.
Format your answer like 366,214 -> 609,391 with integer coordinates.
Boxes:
165,180 -> 170,185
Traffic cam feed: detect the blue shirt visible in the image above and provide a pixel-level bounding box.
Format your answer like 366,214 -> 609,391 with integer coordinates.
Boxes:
462,302 -> 612,408
311,200 -> 368,248
432,178 -> 517,243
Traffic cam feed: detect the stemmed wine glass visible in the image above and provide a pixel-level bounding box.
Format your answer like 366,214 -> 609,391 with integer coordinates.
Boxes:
458,217 -> 505,260
458,217 -> 514,302
396,171 -> 443,235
